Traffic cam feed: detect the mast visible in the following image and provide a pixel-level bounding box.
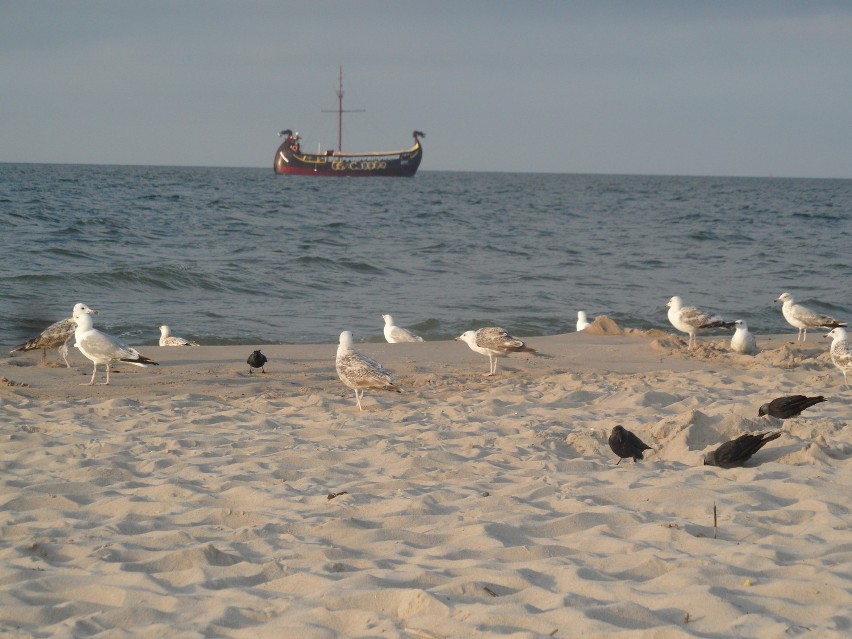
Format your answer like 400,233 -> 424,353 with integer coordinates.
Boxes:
322,67 -> 364,153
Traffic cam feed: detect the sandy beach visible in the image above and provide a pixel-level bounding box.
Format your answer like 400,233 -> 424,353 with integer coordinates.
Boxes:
1,321 -> 850,638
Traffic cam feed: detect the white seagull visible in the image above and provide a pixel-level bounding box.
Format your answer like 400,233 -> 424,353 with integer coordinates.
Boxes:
10,303 -> 97,367
159,325 -> 199,346
776,292 -> 846,342
335,331 -> 402,410
825,327 -> 852,387
730,319 -> 758,355
74,312 -> 158,385
455,326 -> 537,376
666,295 -> 733,350
381,314 -> 424,343
576,311 -> 591,331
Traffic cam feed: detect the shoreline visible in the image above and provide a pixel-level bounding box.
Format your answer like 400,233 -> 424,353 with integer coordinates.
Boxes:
1,326 -> 849,637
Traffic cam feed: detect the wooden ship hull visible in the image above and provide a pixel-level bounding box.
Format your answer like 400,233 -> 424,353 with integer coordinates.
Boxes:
274,130 -> 423,177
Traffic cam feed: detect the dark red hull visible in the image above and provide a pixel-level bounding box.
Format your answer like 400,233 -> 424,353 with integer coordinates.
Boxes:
274,132 -> 423,177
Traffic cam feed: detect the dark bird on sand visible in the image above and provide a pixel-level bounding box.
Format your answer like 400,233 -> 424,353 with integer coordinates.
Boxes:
247,350 -> 267,374
758,395 -> 826,419
703,431 -> 781,468
608,425 -> 652,465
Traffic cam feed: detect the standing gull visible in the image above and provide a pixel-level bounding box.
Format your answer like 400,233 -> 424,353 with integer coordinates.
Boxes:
776,292 -> 846,342
608,425 -> 652,465
73,312 -> 158,385
336,330 -> 401,410
730,319 -> 758,355
455,326 -> 537,376
703,431 -> 781,468
666,295 -> 733,350
382,314 -> 424,343
159,325 -> 199,346
247,350 -> 268,374
10,303 -> 97,367
576,311 -> 591,331
825,327 -> 852,387
759,395 -> 826,419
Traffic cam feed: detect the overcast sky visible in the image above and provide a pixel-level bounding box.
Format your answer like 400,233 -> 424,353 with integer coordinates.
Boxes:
2,1 -> 851,177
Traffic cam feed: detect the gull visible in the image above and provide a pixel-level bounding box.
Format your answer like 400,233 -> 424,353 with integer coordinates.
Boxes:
730,319 -> 758,355
336,331 -> 401,410
73,312 -> 158,385
703,431 -> 781,468
758,395 -> 826,419
456,326 -> 537,376
776,292 -> 846,342
159,325 -> 199,346
247,350 -> 268,374
10,303 -> 97,367
666,295 -> 733,350
576,311 -> 591,331
382,314 -> 424,343
825,327 -> 852,387
608,425 -> 652,465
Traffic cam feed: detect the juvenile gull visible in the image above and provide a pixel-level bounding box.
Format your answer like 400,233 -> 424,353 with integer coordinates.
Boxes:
336,330 -> 401,410
247,350 -> 268,374
759,395 -> 826,419
666,295 -> 734,350
703,431 -> 781,468
825,327 -> 852,387
381,314 -> 424,343
73,312 -> 158,385
776,292 -> 846,342
159,325 -> 199,347
455,326 -> 537,376
576,311 -> 591,331
10,303 -> 97,367
608,425 -> 652,465
730,319 -> 758,355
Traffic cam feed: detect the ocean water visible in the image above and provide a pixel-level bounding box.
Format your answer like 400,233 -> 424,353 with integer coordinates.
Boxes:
1,164 -> 850,348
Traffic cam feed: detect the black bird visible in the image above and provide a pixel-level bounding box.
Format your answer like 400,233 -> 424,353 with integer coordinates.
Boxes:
608,425 -> 652,465
758,395 -> 826,419
703,431 -> 781,468
247,349 -> 268,374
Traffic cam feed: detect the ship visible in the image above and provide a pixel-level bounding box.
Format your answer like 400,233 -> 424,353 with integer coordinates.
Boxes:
274,69 -> 424,177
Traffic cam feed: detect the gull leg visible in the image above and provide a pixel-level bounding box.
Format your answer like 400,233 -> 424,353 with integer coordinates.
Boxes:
41,348 -> 47,366
101,364 -> 111,385
615,457 -> 622,466
485,355 -> 496,376
82,364 -> 97,386
355,390 -> 363,411
60,342 -> 71,368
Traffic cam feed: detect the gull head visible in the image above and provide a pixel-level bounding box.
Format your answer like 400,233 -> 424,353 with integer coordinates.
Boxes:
72,303 -> 97,318
382,314 -> 394,326
338,330 -> 355,349
734,319 -> 749,331
455,330 -> 476,346
776,292 -> 792,304
159,325 -> 171,337
825,327 -> 847,342
666,296 -> 683,310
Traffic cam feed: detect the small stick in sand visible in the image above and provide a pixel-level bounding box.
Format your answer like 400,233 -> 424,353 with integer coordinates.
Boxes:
713,502 -> 718,539
327,491 -> 349,500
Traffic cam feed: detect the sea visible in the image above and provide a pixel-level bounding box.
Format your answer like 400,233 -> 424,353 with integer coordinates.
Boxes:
1,164 -> 850,348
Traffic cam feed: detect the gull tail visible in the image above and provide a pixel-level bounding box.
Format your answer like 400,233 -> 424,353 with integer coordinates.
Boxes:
699,320 -> 736,330
120,355 -> 159,367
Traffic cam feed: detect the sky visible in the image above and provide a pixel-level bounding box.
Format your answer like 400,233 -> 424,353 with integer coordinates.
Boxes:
2,1 -> 851,178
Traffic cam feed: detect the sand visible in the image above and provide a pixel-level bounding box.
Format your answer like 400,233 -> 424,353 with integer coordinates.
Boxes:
1,320 -> 850,638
